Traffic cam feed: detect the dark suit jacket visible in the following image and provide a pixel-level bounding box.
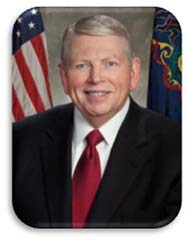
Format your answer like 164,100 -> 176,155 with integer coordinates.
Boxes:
13,99 -> 181,228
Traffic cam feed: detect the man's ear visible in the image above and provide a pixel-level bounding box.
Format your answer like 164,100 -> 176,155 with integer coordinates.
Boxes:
58,64 -> 69,94
130,57 -> 141,91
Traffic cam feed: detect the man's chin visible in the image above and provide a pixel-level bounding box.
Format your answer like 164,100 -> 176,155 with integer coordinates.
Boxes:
87,109 -> 110,117
79,108 -> 116,127
86,108 -> 115,120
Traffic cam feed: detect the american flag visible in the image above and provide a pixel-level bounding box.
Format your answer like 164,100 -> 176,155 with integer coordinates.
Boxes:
12,7 -> 53,121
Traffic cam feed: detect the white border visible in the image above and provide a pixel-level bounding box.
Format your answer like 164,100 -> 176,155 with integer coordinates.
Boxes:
1,1 -> 188,240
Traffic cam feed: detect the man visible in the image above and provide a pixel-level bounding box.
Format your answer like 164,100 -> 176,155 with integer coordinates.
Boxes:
13,14 -> 181,228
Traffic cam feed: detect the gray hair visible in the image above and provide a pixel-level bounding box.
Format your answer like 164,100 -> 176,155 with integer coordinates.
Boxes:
61,14 -> 133,67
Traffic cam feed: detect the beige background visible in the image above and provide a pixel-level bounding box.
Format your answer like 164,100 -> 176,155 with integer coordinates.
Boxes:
41,7 -> 155,107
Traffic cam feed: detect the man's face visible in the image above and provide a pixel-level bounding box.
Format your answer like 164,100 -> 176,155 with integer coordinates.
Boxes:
60,34 -> 140,127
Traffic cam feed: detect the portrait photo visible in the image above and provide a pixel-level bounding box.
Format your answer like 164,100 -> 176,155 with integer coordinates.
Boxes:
12,7 -> 181,228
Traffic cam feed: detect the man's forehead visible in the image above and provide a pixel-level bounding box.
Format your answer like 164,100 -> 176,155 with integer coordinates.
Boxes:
69,47 -> 126,63
69,34 -> 127,53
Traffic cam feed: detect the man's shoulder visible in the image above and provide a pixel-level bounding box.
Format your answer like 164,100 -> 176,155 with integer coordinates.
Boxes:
13,103 -> 74,134
130,100 -> 181,134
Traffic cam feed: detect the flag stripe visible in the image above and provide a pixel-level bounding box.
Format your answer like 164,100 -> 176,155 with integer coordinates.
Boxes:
12,8 -> 53,121
31,33 -> 53,107
21,40 -> 51,109
12,57 -> 37,116
12,85 -> 25,120
14,48 -> 45,112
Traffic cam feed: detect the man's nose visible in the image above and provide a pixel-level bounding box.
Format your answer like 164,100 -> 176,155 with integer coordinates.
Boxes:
89,65 -> 102,83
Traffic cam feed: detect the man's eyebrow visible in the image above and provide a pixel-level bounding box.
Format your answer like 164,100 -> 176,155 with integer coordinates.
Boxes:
70,55 -> 121,63
71,59 -> 90,63
102,56 -> 118,60
101,56 -> 121,61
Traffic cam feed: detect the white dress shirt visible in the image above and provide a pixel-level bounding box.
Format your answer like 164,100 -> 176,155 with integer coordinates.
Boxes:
72,97 -> 130,178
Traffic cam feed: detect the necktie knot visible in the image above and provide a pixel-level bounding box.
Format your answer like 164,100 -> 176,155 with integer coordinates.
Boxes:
86,129 -> 103,146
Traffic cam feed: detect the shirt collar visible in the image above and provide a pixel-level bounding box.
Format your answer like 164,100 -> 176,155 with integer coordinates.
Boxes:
99,97 -> 130,146
73,97 -> 130,149
73,108 -> 94,149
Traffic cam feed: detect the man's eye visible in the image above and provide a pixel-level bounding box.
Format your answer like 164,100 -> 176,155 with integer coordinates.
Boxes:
75,63 -> 89,69
104,61 -> 118,67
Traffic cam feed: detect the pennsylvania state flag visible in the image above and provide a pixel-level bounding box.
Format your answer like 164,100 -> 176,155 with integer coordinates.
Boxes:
147,8 -> 182,123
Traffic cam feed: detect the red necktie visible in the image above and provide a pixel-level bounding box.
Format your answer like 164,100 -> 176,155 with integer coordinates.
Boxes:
72,129 -> 103,228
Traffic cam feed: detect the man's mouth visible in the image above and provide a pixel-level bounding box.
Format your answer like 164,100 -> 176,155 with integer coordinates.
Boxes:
84,91 -> 111,96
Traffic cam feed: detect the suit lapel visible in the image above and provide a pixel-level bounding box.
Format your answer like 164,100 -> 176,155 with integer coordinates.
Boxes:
40,105 -> 73,227
86,100 -> 159,227
37,101 -> 159,227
